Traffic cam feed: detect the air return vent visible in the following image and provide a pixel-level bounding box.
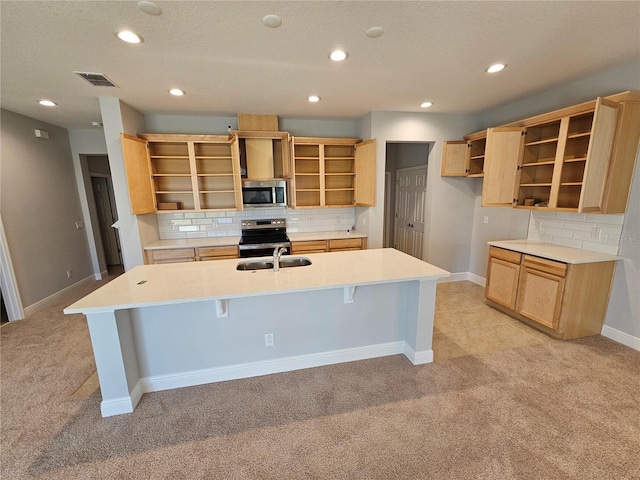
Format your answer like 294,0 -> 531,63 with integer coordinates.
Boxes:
73,72 -> 119,87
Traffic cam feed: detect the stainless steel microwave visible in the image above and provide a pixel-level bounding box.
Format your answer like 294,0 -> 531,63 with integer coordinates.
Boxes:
242,180 -> 287,208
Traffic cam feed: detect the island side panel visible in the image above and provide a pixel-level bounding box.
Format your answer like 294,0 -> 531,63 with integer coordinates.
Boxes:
399,279 -> 437,364
128,283 -> 408,391
86,310 -> 142,417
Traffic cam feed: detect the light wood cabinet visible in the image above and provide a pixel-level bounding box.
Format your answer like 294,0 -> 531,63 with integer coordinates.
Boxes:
231,130 -> 291,180
481,127 -> 525,207
446,91 -> 639,214
485,246 -> 616,339
485,247 -> 521,310
513,97 -> 619,212
197,245 -> 239,261
441,131 -> 487,177
291,137 -> 376,208
145,248 -> 197,264
290,237 -> 367,254
121,134 -> 243,213
145,245 -> 238,264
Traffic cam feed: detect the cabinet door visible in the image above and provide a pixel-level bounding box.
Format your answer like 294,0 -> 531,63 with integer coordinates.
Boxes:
481,127 -> 525,207
290,240 -> 327,254
441,141 -> 468,176
121,134 -> 155,214
485,255 -> 521,310
355,139 -> 376,206
516,265 -> 565,330
578,98 -> 619,212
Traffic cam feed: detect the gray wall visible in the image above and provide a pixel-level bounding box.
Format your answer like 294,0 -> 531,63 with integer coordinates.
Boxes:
1,109 -> 92,307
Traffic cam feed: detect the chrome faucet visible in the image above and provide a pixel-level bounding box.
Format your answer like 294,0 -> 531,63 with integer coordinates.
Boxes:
273,245 -> 287,272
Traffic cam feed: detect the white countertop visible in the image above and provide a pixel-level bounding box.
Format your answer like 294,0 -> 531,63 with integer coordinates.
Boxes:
488,240 -> 621,264
144,231 -> 366,250
65,248 -> 449,314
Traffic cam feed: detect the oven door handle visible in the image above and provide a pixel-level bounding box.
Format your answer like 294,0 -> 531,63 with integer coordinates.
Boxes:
238,242 -> 291,251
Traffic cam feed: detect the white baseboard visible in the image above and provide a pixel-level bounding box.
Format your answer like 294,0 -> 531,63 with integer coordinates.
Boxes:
100,381 -> 143,417
437,272 -> 486,287
24,274 -> 96,317
141,341 -> 410,394
601,325 -> 640,352
438,272 -> 469,283
467,272 -> 486,287
403,344 -> 433,365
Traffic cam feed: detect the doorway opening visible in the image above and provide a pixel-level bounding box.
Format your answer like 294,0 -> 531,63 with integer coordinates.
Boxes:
86,155 -> 123,275
383,142 -> 432,259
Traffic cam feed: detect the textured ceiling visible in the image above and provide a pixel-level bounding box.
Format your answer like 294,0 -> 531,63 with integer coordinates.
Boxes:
1,1 -> 639,129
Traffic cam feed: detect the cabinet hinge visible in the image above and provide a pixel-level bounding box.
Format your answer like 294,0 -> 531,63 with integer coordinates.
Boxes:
513,198 -> 518,204
517,165 -> 523,170
521,130 -> 526,136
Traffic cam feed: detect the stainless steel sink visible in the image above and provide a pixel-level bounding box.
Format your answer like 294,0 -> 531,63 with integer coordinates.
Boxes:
236,257 -> 312,271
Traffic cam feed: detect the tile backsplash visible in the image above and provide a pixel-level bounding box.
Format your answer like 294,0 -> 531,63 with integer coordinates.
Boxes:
527,211 -> 625,255
158,208 -> 356,240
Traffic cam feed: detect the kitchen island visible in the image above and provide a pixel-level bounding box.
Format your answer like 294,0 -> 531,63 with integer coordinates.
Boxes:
65,248 -> 449,417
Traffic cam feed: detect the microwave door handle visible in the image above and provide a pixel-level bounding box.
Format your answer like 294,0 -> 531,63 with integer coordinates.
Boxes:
272,186 -> 276,204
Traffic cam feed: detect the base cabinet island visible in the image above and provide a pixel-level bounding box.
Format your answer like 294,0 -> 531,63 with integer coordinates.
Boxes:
65,248 -> 449,417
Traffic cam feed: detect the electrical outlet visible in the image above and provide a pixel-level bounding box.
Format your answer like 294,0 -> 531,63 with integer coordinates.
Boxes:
264,333 -> 274,347
483,216 -> 489,224
75,221 -> 83,229
66,269 -> 73,278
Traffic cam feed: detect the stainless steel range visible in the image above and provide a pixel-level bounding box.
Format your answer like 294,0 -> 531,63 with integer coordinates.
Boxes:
238,218 -> 291,258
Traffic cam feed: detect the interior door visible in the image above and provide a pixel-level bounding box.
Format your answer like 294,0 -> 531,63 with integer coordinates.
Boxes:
92,177 -> 121,266
394,166 -> 427,259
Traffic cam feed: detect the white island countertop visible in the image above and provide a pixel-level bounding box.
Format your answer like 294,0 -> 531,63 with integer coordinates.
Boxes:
65,248 -> 449,314
488,240 -> 621,264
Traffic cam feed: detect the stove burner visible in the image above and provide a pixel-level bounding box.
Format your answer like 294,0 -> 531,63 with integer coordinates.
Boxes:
238,218 -> 291,258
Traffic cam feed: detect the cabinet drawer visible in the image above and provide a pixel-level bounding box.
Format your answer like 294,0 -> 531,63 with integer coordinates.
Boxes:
291,240 -> 327,253
151,248 -> 196,262
329,238 -> 364,251
198,246 -> 238,260
522,255 -> 567,277
489,246 -> 521,264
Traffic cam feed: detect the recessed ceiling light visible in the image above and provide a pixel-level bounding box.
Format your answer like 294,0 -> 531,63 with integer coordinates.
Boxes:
329,49 -> 348,62
308,95 -> 321,103
486,63 -> 506,73
262,14 -> 282,28
38,100 -> 57,107
366,27 -> 384,38
91,122 -> 103,127
169,89 -> 185,96
116,30 -> 144,44
420,102 -> 433,108
138,1 -> 162,16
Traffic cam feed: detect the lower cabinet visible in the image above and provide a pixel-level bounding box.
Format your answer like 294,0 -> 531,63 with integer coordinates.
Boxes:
290,237 -> 367,254
145,245 -> 238,264
485,246 -> 616,339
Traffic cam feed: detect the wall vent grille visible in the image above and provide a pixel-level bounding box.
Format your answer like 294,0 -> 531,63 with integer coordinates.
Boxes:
73,72 -> 119,87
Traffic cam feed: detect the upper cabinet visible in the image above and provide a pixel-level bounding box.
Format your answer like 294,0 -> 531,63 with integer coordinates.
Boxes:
441,131 -> 487,177
231,130 -> 291,180
481,127 -> 525,207
444,91 -> 640,214
291,137 -> 376,208
121,133 -> 243,213
513,97 -> 619,212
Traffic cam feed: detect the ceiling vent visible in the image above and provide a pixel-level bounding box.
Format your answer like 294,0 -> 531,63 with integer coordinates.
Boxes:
73,71 -> 119,87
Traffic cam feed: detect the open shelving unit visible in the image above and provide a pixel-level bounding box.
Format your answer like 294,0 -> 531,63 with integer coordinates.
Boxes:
514,98 -> 619,212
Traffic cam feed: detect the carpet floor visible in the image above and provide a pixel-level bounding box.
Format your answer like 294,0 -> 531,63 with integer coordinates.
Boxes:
1,278 -> 639,479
